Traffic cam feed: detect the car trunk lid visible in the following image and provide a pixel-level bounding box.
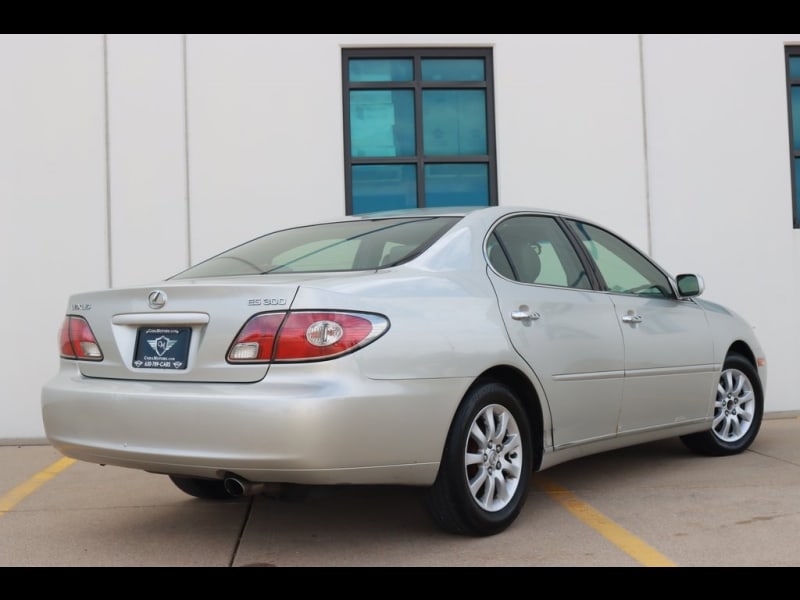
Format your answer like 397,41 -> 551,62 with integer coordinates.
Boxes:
67,279 -> 301,383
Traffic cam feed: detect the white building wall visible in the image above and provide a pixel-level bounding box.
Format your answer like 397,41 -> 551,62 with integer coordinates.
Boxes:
0,34 -> 108,441
106,33 -> 188,288
493,34 -> 649,249
2,33 -> 797,441
642,33 -> 800,415
186,34 -> 350,261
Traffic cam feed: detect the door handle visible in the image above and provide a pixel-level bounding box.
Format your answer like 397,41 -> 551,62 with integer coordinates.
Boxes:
621,313 -> 643,324
511,310 -> 540,322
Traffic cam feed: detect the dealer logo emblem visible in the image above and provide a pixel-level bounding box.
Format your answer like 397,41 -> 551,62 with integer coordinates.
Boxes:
148,290 -> 167,309
148,336 -> 177,357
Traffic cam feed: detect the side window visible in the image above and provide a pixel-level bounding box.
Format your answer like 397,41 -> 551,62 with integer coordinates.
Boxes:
488,215 -> 591,290
566,220 -> 674,298
342,48 -> 497,214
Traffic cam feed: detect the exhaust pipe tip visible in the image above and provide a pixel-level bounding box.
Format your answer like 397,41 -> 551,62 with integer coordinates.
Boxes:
223,474 -> 269,497
222,474 -> 305,500
224,475 -> 248,497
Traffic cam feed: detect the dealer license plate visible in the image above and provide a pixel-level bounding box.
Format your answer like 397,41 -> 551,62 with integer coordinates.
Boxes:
133,327 -> 191,370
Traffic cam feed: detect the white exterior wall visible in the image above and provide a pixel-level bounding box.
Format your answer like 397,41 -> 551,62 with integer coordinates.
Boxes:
1,33 -> 796,441
1,34 -> 108,442
642,33 -> 800,423
494,34 -> 649,248
106,34 -> 188,288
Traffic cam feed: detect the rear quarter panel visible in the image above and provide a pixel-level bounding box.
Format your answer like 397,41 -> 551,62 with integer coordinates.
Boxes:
291,269 -> 522,380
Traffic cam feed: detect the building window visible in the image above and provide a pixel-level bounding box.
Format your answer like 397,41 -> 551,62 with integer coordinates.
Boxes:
342,48 -> 497,214
785,46 -> 800,228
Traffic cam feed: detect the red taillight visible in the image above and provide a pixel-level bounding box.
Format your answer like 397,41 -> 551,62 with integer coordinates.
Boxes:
59,316 -> 103,361
226,313 -> 286,362
227,311 -> 389,363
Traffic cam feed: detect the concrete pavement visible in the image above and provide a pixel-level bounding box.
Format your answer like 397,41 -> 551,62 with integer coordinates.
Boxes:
2,413 -> 799,566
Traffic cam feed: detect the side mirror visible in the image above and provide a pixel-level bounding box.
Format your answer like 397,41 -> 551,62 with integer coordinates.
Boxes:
676,273 -> 704,298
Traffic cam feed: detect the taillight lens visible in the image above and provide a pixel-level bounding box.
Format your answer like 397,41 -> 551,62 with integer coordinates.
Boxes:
226,313 -> 285,362
59,316 -> 103,360
227,311 -> 389,363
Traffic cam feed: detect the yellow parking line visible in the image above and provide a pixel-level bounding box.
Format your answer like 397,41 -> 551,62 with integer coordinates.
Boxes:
0,457 -> 76,516
535,476 -> 677,567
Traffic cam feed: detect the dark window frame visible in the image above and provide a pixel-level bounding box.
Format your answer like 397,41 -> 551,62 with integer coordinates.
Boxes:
341,47 -> 498,215
784,45 -> 800,228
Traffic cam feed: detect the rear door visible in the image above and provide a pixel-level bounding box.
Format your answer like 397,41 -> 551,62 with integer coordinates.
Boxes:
486,214 -> 625,448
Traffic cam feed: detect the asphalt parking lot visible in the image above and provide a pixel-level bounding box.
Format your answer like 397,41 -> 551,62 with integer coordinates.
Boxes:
2,413 -> 799,567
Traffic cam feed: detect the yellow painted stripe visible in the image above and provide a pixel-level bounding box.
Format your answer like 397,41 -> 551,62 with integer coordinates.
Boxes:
535,475 -> 677,567
0,457 -> 76,516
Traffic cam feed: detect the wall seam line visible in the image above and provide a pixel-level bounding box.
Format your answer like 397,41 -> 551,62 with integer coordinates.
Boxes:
638,33 -> 653,256
103,34 -> 113,288
183,33 -> 192,266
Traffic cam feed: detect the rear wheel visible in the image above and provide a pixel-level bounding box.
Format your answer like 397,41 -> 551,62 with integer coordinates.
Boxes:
681,352 -> 764,456
425,381 -> 533,536
169,475 -> 235,500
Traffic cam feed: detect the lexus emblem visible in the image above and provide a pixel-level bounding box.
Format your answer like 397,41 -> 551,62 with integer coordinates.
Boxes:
148,290 -> 167,309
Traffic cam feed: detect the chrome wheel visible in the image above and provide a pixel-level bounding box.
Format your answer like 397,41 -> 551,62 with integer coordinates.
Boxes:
426,381 -> 533,536
464,403 -> 524,512
712,367 -> 756,443
681,353 -> 763,456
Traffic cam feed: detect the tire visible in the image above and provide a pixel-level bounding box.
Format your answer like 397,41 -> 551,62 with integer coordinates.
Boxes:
425,381 -> 533,536
680,353 -> 764,456
169,475 -> 236,500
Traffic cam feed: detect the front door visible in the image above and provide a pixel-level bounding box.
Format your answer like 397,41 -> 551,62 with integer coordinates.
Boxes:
564,219 -> 716,433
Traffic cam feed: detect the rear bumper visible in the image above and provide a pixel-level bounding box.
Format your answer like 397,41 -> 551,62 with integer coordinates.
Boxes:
41,361 -> 469,486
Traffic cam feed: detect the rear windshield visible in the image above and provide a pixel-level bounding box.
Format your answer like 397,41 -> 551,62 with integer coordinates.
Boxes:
170,216 -> 461,279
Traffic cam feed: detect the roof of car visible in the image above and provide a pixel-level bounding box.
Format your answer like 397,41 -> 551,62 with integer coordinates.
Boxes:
351,205 -> 569,220
353,206 -> 485,219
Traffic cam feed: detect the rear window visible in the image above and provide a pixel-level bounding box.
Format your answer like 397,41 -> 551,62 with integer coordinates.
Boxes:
170,217 -> 461,279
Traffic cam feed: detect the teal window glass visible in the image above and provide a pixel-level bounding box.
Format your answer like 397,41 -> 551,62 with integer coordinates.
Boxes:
793,87 -> 800,152
795,158 -> 800,221
344,48 -> 496,214
350,90 -> 415,157
422,90 -> 487,156
349,59 -> 413,82
786,48 -> 800,227
421,58 -> 485,81
424,164 -> 488,207
790,57 -> 800,80
352,164 -> 417,214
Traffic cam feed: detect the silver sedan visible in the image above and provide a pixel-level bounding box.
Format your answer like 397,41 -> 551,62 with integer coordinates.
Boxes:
41,206 -> 767,536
